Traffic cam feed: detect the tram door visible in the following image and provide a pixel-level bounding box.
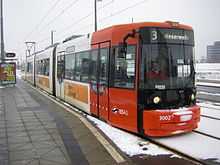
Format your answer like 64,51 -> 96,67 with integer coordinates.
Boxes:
56,54 -> 65,99
90,42 -> 110,121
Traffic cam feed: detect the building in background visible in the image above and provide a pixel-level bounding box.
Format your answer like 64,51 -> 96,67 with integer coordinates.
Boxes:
207,41 -> 220,63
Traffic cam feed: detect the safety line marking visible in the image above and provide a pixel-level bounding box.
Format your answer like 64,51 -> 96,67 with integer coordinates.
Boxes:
30,84 -> 126,163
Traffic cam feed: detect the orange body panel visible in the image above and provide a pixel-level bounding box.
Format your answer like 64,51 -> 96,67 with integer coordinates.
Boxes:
64,81 -> 88,104
36,75 -> 50,93
38,76 -> 49,88
26,73 -> 33,83
143,105 -> 200,137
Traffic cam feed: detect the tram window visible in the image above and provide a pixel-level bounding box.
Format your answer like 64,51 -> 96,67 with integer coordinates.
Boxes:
100,48 -> 108,85
44,59 -> 50,76
36,58 -> 50,76
36,60 -> 42,74
27,62 -> 33,73
90,50 -> 98,83
57,55 -> 65,79
75,51 -> 90,82
65,54 -> 75,80
113,45 -> 135,89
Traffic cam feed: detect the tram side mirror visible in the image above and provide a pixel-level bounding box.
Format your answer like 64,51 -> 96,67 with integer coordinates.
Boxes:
118,42 -> 127,58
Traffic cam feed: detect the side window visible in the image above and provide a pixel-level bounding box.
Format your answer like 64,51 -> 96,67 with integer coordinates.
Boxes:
36,59 -> 50,76
90,50 -> 98,83
57,55 -> 65,80
113,45 -> 136,88
65,54 -> 75,80
100,48 -> 108,85
45,59 -> 50,76
75,51 -> 90,82
27,62 -> 33,73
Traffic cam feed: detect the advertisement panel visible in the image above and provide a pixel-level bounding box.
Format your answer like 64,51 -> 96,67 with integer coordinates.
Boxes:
0,63 -> 16,85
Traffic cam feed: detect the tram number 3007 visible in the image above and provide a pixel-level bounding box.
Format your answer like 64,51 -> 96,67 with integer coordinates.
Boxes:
160,115 -> 172,121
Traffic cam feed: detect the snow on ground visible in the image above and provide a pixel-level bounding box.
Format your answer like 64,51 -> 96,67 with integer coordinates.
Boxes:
198,91 -> 220,97
196,101 -> 220,138
155,132 -> 220,163
151,101 -> 220,163
87,115 -> 178,157
199,105 -> 220,119
196,63 -> 220,80
198,101 -> 220,109
197,117 -> 220,138
197,82 -> 220,88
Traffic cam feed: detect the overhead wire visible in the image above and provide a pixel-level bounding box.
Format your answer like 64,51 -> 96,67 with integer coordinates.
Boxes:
37,0 -> 114,43
36,0 -> 80,34
23,0 -> 62,41
36,0 -> 148,49
55,0 -> 149,42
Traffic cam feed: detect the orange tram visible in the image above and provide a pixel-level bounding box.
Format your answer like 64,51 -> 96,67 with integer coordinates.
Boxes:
25,21 -> 200,137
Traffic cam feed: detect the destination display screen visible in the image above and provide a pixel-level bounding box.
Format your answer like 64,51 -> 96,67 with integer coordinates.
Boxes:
140,27 -> 194,45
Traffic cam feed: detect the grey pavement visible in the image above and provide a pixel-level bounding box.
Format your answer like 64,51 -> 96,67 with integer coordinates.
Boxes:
0,80 -> 128,165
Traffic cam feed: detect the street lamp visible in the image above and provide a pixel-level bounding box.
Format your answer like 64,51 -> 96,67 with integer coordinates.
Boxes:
94,0 -> 102,32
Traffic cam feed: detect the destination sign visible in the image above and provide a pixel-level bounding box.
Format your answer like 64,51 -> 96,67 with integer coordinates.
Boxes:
140,27 -> 194,45
6,52 -> 16,58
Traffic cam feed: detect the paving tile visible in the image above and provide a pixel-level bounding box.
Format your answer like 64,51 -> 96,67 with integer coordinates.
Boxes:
40,148 -> 69,164
8,142 -> 33,151
9,150 -> 37,161
20,112 -> 34,117
8,136 -> 30,144
0,151 -> 8,160
0,160 -> 9,165
28,129 -> 48,136
10,159 -> 34,165
26,125 -> 45,131
30,134 -> 52,142
0,129 -> 6,138
7,126 -> 26,132
22,118 -> 39,123
7,131 -> 28,138
32,141 -> 57,149
6,121 -> 23,126
6,123 -> 24,128
39,159 -> 69,165
43,123 -> 57,129
0,137 -> 7,145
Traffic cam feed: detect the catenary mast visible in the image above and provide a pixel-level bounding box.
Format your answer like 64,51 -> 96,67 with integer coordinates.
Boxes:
0,0 -> 5,62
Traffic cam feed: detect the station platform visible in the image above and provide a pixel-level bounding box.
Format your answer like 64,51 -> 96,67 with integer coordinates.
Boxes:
0,79 -> 129,165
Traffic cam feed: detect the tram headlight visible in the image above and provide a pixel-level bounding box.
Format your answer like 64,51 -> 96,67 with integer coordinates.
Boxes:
191,94 -> 195,101
153,96 -> 161,104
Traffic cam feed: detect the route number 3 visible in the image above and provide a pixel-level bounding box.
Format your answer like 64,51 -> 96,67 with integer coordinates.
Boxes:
151,30 -> 157,41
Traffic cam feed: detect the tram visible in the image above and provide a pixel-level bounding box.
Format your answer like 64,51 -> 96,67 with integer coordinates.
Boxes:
25,21 -> 200,137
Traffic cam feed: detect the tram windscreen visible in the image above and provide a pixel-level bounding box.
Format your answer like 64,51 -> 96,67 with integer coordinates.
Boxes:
140,28 -> 195,90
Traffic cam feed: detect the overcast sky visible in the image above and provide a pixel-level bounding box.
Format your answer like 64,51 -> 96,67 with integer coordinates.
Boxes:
3,0 -> 220,61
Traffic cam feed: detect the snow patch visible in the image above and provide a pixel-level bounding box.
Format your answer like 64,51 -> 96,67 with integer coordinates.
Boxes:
198,91 -> 220,97
87,115 -> 174,157
197,82 -> 220,88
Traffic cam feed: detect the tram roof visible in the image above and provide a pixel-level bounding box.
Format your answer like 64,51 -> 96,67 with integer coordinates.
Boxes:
91,21 -> 193,46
